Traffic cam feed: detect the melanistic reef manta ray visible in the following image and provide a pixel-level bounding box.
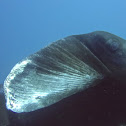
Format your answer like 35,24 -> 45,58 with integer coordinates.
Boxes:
1,31 -> 126,126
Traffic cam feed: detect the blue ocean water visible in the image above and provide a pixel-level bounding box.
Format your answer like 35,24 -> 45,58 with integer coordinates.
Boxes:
0,0 -> 126,84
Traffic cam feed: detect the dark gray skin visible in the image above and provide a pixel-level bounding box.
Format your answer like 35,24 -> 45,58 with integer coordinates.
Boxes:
0,84 -> 10,126
75,31 -> 126,75
1,31 -> 126,126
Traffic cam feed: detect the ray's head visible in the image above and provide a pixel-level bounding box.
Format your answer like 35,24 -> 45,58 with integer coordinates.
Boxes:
76,31 -> 126,77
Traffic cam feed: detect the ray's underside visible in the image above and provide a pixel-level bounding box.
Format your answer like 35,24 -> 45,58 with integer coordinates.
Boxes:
4,36 -> 105,113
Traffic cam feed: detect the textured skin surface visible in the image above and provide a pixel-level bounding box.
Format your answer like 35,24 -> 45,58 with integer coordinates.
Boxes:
6,77 -> 126,126
4,36 -> 105,113
3,31 -> 126,114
